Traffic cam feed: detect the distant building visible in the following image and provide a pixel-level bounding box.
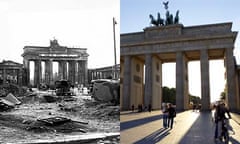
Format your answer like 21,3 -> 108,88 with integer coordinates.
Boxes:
88,64 -> 120,83
0,60 -> 24,86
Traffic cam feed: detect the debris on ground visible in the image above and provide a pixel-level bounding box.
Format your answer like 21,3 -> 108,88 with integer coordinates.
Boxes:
2,93 -> 21,105
43,95 -> 59,103
0,93 -> 21,111
37,116 -> 71,126
91,79 -> 120,105
0,99 -> 15,111
0,88 -> 119,143
27,116 -> 89,133
0,84 -> 27,97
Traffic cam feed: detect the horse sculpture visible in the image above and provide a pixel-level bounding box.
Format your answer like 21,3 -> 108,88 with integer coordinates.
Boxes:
174,10 -> 179,24
150,13 -> 165,26
149,14 -> 159,26
157,13 -> 165,26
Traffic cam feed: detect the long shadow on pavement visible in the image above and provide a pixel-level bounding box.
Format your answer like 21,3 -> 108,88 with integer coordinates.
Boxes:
120,111 -> 141,116
179,112 -> 240,144
120,114 -> 163,131
133,128 -> 170,144
229,137 -> 240,144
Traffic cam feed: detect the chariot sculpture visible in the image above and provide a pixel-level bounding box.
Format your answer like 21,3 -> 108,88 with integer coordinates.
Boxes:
149,1 -> 180,26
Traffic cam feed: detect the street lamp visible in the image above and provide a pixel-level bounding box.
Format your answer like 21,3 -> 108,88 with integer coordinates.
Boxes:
113,17 -> 117,79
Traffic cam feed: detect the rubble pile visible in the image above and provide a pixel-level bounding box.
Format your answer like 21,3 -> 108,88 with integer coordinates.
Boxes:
96,135 -> 120,144
91,79 -> 120,104
59,99 -> 120,121
0,114 -> 90,134
26,116 -> 89,133
0,93 -> 21,111
0,84 -> 27,97
0,88 -> 119,143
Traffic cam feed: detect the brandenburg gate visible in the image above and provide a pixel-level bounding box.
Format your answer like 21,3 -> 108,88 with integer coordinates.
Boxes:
120,22 -> 239,111
22,39 -> 89,87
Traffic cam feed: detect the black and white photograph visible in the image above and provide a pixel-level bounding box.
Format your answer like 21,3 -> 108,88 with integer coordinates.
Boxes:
0,0 -> 120,143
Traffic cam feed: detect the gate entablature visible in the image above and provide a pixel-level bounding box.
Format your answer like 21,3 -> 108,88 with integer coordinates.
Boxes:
121,23 -> 237,58
120,22 -> 238,111
22,39 -> 89,87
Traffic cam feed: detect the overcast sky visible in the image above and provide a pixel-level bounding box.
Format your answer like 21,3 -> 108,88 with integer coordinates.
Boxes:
0,0 -> 120,69
121,0 -> 240,102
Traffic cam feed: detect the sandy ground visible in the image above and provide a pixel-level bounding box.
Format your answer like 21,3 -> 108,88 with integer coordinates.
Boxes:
0,90 -> 120,143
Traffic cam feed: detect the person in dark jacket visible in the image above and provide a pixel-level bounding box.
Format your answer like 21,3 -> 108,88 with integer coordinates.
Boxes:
214,102 -> 231,140
167,103 -> 176,129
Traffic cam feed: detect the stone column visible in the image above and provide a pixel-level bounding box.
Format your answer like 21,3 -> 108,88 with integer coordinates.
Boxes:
68,60 -> 76,85
34,60 -> 42,87
68,61 -> 72,83
23,59 -> 30,86
225,48 -> 237,111
45,61 -> 49,84
45,60 -> 53,85
75,60 -> 78,85
62,61 -> 67,80
77,61 -> 82,84
200,49 -> 210,111
34,60 -> 38,87
144,54 -> 153,106
72,60 -> 77,85
84,60 -> 88,86
79,60 -> 88,86
176,51 -> 189,111
122,55 -> 131,110
49,60 -> 53,85
96,71 -> 98,79
152,57 -> 162,109
58,61 -> 63,80
13,69 -> 17,84
17,69 -> 23,86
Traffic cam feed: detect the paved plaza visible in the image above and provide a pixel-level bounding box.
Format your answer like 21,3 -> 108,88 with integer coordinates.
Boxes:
120,110 -> 240,144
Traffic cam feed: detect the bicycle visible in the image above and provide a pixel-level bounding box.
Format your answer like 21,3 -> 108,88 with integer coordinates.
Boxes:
219,118 -> 235,144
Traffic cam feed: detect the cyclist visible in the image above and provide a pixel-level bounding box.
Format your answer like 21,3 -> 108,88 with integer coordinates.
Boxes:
214,102 -> 231,141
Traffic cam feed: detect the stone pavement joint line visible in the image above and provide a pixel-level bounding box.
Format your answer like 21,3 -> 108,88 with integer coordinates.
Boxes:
120,110 -> 240,144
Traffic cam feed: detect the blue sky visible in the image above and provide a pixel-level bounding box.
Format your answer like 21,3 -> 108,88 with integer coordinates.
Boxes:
120,0 -> 240,102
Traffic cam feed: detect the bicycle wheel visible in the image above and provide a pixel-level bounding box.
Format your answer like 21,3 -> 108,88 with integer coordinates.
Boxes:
224,131 -> 229,144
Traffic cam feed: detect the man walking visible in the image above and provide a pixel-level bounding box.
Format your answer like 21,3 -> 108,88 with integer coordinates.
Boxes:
167,103 -> 176,129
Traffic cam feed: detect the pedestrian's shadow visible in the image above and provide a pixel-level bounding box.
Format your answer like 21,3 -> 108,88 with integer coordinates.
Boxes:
120,111 -> 139,115
133,128 -> 170,144
229,136 -> 240,144
121,115 -> 163,131
214,137 -> 240,144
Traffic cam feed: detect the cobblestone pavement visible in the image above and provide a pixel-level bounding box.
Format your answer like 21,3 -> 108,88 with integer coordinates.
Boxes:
120,110 -> 240,144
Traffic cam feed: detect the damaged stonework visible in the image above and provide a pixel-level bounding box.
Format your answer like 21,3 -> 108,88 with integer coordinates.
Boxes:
91,79 -> 120,104
0,93 -> 21,111
0,89 -> 119,143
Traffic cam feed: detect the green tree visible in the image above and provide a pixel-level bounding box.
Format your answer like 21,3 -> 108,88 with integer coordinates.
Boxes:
189,94 -> 201,104
162,86 -> 176,105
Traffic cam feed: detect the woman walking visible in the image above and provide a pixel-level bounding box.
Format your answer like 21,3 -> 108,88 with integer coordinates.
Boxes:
162,103 -> 168,128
